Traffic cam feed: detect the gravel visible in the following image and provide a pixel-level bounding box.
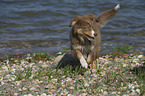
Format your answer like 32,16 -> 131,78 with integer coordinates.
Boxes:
0,53 -> 145,95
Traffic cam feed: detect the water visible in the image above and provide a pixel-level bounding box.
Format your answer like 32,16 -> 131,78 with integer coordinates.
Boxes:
0,0 -> 145,57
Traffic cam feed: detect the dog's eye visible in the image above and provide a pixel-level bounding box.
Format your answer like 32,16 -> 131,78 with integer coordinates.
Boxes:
96,19 -> 99,22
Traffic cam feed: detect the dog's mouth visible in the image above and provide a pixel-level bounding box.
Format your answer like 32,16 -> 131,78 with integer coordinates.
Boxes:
85,34 -> 94,41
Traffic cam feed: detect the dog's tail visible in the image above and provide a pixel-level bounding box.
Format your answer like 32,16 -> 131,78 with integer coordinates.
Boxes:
96,4 -> 120,27
115,4 -> 120,10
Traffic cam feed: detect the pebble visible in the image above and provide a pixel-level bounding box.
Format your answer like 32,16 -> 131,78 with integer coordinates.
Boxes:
92,69 -> 97,73
0,53 -> 144,95
41,93 -> 47,96
45,84 -> 56,89
84,82 -> 89,87
117,91 -> 121,94
136,89 -> 140,93
2,66 -> 8,71
69,86 -> 74,90
41,64 -> 48,68
29,87 -> 36,91
28,94 -> 33,96
129,92 -> 137,95
22,87 -> 27,91
103,91 -> 108,95
66,77 -> 72,82
138,55 -> 143,58
111,91 -> 117,94
84,71 -> 91,76
79,93 -> 87,96
52,79 -> 58,82
14,93 -> 19,96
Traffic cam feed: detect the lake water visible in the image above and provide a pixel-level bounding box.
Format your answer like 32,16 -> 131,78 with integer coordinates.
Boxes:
0,0 -> 145,57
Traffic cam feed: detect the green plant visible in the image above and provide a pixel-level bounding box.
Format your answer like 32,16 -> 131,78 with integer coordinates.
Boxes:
32,53 -> 50,60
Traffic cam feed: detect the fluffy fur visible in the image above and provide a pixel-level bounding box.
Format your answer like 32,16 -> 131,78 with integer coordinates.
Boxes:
70,4 -> 120,69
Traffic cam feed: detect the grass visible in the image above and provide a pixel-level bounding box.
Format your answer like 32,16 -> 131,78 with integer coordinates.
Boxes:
0,47 -> 145,95
32,52 -> 50,60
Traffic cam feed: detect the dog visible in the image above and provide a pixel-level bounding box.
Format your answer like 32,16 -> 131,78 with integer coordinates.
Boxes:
69,4 -> 120,69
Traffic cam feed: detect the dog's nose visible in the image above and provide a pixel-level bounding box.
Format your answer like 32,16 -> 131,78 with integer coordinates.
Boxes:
94,33 -> 97,37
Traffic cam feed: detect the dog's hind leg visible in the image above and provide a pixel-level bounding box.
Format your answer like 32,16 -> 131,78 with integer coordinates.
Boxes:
92,60 -> 97,69
87,52 -> 96,69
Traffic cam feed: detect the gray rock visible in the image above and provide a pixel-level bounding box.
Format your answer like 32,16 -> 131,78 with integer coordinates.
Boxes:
52,53 -> 78,69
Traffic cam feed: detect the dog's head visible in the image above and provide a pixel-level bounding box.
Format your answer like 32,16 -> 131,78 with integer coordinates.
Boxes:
70,15 -> 97,41
69,4 -> 120,41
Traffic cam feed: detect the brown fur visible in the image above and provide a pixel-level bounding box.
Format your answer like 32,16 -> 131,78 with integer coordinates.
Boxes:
69,4 -> 120,69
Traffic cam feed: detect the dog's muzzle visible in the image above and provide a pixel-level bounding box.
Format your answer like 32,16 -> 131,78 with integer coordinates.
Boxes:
85,30 -> 97,41
85,34 -> 95,41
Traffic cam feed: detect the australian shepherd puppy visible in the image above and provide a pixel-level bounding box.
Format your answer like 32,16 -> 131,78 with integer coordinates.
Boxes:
69,4 -> 120,69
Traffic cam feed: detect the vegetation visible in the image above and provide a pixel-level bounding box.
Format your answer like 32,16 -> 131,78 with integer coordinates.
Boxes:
0,46 -> 145,95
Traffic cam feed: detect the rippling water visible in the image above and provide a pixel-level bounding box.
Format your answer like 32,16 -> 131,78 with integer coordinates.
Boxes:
0,0 -> 145,56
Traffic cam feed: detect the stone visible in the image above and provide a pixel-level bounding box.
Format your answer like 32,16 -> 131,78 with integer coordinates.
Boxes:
52,53 -> 78,69
69,86 -> 74,90
45,84 -> 56,89
103,91 -> 108,95
111,91 -> 116,94
129,92 -> 137,95
29,87 -> 36,91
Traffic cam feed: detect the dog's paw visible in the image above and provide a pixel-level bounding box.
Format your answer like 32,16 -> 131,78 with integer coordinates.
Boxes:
80,56 -> 88,69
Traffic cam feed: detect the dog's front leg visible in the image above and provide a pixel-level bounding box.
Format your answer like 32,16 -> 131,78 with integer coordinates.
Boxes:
72,50 -> 88,69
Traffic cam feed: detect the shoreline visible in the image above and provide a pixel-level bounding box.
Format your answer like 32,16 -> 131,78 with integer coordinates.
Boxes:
0,52 -> 145,95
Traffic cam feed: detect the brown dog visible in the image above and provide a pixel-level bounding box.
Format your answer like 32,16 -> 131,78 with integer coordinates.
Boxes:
70,4 -> 120,69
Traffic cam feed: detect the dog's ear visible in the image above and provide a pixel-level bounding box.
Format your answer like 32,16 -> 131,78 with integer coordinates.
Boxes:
69,16 -> 81,27
96,4 -> 120,27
